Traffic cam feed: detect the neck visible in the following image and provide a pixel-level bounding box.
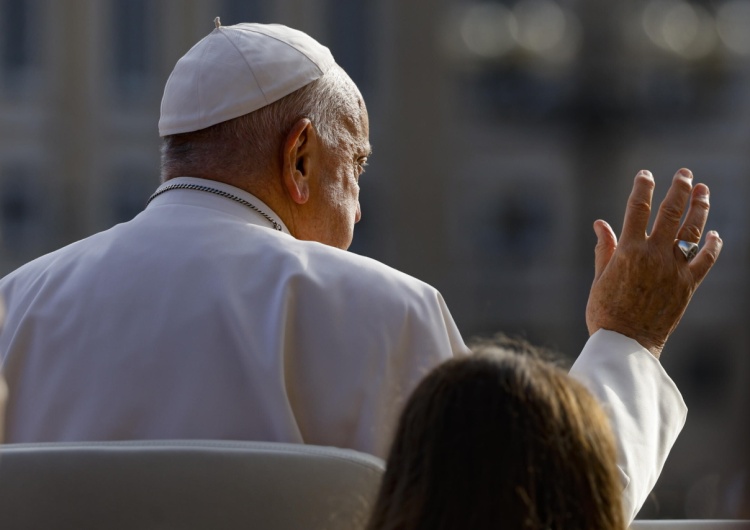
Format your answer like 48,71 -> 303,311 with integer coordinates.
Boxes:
150,178 -> 284,231
164,173 -> 298,237
215,175 -> 301,240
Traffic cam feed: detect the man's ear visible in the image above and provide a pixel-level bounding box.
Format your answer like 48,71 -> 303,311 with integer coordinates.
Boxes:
282,118 -> 315,205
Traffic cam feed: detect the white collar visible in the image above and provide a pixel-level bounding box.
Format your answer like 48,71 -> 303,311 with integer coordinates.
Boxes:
147,177 -> 291,234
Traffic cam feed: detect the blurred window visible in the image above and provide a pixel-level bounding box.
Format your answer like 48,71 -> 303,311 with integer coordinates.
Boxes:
476,184 -> 554,268
109,165 -> 158,225
221,0 -> 269,24
0,163 -> 46,255
325,0 -> 372,97
112,0 -> 153,98
1,0 -> 30,71
0,0 -> 35,92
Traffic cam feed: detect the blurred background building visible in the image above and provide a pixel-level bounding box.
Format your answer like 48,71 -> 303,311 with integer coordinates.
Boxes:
0,0 -> 748,519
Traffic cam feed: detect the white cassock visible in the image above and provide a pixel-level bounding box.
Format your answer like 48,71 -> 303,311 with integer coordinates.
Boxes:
0,177 -> 685,522
0,371 -> 6,443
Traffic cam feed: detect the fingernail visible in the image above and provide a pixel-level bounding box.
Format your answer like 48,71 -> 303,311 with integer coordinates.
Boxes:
639,170 -> 652,177
678,168 -> 693,178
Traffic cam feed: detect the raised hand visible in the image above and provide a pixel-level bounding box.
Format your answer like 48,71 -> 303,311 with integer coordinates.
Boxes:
586,169 -> 723,358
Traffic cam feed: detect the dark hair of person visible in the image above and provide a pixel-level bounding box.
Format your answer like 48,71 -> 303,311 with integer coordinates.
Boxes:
366,336 -> 625,530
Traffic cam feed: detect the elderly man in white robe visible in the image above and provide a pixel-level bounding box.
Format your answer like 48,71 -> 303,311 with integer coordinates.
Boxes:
0,21 -> 722,523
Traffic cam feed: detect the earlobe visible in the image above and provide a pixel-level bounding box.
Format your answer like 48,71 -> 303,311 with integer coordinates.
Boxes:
282,118 -> 314,205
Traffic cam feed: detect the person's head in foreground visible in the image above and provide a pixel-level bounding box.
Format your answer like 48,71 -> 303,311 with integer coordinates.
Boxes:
367,337 -> 625,530
159,20 -> 371,250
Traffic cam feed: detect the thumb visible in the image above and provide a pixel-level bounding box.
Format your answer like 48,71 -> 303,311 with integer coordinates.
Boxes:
593,219 -> 617,281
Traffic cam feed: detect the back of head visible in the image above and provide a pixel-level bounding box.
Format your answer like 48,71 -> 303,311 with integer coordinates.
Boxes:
158,21 -> 362,185
367,338 -> 625,530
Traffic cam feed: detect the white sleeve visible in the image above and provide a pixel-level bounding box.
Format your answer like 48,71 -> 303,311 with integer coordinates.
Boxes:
569,329 -> 687,524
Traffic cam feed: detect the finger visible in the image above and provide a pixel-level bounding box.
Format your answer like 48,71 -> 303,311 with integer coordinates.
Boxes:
675,184 -> 710,244
593,219 -> 617,281
688,230 -> 723,285
620,170 -> 656,244
650,168 -> 694,245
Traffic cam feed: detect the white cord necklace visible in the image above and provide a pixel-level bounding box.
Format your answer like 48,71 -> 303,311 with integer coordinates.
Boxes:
147,183 -> 283,231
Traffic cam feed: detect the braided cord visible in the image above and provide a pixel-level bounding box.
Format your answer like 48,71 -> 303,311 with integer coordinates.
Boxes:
147,183 -> 282,231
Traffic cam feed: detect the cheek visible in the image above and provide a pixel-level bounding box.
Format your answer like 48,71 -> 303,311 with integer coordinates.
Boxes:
349,173 -> 361,196
335,173 -> 358,203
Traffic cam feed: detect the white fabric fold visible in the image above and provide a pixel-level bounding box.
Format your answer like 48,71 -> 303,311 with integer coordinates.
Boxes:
571,329 -> 688,523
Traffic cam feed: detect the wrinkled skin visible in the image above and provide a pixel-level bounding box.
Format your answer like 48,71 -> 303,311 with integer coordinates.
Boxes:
586,169 -> 723,358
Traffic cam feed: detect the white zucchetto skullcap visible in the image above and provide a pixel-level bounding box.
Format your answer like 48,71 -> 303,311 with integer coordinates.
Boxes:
159,20 -> 336,136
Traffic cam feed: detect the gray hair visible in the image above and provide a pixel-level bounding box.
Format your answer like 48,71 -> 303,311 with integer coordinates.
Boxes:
160,65 -> 361,182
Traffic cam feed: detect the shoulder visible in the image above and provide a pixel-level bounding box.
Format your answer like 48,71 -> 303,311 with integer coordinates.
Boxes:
0,224 -> 120,294
265,236 -> 468,360
277,235 -> 439,297
244,232 -> 453,326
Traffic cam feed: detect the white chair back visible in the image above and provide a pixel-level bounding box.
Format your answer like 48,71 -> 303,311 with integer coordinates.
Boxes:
631,520 -> 750,529
0,439 -> 385,530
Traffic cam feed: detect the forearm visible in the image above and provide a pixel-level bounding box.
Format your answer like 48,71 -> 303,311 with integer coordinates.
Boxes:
569,329 -> 687,523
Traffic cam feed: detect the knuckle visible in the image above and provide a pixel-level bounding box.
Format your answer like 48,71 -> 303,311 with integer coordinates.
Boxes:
705,250 -> 719,270
660,204 -> 683,223
628,198 -> 651,214
681,225 -> 702,242
704,247 -> 720,266
691,195 -> 710,210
